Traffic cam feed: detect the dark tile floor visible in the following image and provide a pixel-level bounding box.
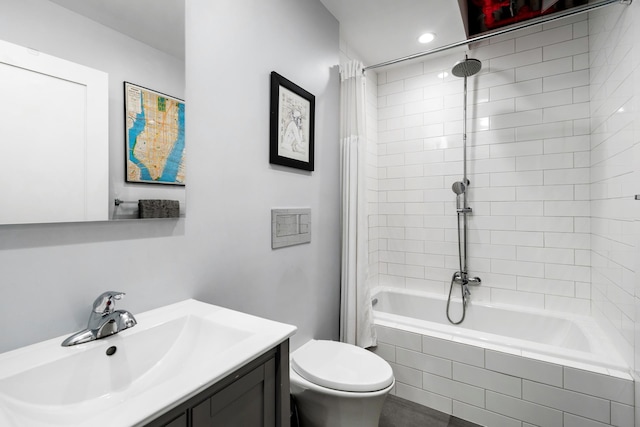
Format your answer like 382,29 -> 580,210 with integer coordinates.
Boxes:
379,395 -> 481,427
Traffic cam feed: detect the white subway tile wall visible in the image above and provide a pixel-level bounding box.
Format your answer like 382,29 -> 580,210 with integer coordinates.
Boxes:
372,325 -> 634,427
366,68 -> 379,287
373,17 -> 593,317
348,3 -> 640,425
368,9 -> 640,424
589,0 -> 639,369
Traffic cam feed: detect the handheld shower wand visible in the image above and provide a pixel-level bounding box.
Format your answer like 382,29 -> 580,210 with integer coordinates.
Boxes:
451,181 -> 466,211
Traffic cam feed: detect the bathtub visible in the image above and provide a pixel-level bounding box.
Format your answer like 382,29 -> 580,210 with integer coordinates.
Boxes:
371,287 -> 634,427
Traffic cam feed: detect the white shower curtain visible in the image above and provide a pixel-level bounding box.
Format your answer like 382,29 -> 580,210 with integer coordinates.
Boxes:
339,60 -> 376,348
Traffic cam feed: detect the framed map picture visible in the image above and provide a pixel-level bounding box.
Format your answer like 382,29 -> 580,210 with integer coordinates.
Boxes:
270,72 -> 315,171
124,82 -> 185,185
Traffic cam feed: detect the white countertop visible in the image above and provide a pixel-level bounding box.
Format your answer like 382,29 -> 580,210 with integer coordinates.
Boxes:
0,299 -> 297,426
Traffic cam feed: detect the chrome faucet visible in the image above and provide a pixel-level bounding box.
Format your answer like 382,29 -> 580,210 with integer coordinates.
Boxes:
61,291 -> 137,347
453,272 -> 481,306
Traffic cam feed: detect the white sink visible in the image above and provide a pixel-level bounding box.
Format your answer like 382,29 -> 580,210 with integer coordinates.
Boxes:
0,299 -> 296,427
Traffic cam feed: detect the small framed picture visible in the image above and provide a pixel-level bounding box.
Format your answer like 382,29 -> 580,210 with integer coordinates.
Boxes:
270,72 -> 315,171
124,82 -> 185,185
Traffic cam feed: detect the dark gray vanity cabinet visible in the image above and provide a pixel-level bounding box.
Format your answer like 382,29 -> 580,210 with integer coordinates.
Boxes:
144,341 -> 290,427
192,357 -> 275,426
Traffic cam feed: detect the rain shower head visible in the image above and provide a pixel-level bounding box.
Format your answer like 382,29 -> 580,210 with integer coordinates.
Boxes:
452,57 -> 482,78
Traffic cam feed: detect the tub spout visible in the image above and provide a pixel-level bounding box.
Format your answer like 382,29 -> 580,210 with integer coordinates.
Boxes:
462,283 -> 471,304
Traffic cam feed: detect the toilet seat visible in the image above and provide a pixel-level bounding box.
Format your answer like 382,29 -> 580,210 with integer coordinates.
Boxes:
291,340 -> 394,392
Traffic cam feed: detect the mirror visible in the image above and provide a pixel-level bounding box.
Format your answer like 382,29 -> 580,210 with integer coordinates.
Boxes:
0,0 -> 185,224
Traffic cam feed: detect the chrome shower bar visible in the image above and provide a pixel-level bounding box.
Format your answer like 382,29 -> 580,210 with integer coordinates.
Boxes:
363,0 -> 631,72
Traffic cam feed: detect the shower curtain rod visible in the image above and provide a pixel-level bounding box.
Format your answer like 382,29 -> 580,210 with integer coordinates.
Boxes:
364,0 -> 631,72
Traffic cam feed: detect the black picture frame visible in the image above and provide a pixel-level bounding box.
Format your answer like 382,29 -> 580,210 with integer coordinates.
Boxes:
270,72 -> 315,171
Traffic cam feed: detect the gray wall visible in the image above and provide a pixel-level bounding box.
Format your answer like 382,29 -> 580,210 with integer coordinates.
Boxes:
0,0 -> 341,353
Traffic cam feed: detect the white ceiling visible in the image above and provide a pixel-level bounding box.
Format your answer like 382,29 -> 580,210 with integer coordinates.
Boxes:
47,0 -> 467,68
319,0 -> 468,67
48,0 -> 185,60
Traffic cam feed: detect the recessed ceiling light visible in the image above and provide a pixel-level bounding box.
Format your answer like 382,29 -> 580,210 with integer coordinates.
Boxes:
418,33 -> 436,44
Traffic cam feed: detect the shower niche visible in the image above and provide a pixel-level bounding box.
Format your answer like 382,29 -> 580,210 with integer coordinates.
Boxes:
466,0 -> 588,35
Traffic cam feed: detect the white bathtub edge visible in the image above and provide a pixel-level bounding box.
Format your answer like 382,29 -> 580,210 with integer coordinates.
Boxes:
371,286 -> 631,377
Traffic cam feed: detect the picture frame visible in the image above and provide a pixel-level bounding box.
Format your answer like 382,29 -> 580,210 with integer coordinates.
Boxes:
270,72 -> 315,171
124,82 -> 186,185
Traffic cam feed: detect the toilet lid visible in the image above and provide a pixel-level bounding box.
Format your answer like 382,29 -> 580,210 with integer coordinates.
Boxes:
291,340 -> 394,392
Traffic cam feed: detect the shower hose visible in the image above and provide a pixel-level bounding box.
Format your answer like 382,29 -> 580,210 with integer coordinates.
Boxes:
446,209 -> 467,325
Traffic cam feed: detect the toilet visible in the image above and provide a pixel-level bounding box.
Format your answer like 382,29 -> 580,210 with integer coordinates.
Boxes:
289,339 -> 395,427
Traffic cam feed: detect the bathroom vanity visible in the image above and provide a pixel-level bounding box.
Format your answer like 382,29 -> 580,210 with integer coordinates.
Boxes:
145,341 -> 288,427
0,300 -> 296,427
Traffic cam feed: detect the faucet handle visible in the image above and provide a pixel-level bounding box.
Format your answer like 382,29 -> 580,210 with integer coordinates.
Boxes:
92,291 -> 125,315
